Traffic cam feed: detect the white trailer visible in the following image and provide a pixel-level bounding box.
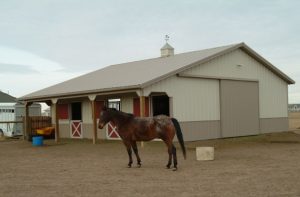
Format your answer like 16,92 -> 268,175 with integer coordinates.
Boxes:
0,103 -> 41,137
0,103 -> 15,136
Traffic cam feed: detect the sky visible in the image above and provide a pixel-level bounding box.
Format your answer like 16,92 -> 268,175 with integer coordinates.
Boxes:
0,0 -> 299,104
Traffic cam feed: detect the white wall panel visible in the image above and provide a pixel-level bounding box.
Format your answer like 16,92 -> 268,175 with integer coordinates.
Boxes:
182,49 -> 288,118
121,97 -> 133,113
82,100 -> 92,123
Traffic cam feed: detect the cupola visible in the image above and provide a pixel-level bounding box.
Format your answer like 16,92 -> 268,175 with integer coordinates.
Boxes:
160,35 -> 174,57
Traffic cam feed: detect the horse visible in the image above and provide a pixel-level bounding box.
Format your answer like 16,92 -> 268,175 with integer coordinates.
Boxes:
98,106 -> 186,171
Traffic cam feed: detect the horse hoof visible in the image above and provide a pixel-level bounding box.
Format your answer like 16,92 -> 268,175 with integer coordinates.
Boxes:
166,165 -> 171,169
172,168 -> 177,171
137,164 -> 142,168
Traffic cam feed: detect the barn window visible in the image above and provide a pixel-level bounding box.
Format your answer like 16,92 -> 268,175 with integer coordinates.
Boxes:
152,95 -> 170,116
58,104 -> 69,119
108,99 -> 121,110
71,102 -> 82,120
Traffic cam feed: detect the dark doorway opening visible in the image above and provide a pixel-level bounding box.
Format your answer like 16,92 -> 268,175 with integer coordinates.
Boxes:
71,102 -> 82,120
152,95 -> 169,116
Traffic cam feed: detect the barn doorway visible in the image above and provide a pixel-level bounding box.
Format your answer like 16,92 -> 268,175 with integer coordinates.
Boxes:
152,95 -> 170,116
70,102 -> 83,138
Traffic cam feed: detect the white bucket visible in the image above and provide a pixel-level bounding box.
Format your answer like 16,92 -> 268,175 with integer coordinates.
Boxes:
196,147 -> 214,161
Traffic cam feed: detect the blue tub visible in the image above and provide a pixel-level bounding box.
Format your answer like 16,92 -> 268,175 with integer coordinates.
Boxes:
32,136 -> 43,146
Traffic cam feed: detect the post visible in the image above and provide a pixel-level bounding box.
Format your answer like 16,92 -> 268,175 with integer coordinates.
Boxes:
91,100 -> 97,144
89,95 -> 97,144
139,96 -> 145,147
52,99 -> 59,143
24,102 -> 32,140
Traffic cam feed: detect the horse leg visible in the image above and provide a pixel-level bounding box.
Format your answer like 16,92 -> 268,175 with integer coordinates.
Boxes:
123,141 -> 133,168
166,145 -> 173,169
163,139 -> 173,169
131,141 -> 142,167
172,144 -> 178,171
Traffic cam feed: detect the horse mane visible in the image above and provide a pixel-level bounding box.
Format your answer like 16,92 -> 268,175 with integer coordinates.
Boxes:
107,108 -> 134,121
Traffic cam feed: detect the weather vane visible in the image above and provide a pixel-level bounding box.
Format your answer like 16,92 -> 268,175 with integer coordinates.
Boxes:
165,35 -> 169,43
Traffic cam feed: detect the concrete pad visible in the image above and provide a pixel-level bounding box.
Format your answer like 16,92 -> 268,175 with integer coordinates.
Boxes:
196,147 -> 214,161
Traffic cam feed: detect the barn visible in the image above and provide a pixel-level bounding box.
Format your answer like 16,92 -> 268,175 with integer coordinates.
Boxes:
19,42 -> 295,143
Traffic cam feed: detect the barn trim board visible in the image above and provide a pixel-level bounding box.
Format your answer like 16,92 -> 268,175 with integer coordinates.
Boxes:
18,42 -> 294,143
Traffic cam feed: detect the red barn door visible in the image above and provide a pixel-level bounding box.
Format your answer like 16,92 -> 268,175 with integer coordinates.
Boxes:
133,97 -> 149,117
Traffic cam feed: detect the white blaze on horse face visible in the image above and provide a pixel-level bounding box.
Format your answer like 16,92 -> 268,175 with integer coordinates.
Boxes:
98,123 -> 104,129
98,111 -> 105,129
98,110 -> 111,129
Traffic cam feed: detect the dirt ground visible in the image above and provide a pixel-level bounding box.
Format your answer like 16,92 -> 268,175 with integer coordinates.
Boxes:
1,131 -> 300,197
289,112 -> 300,129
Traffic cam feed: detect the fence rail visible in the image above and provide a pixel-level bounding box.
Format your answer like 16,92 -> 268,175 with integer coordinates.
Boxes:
0,121 -> 23,124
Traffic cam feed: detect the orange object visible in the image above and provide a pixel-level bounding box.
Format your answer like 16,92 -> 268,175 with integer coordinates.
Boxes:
36,127 -> 55,136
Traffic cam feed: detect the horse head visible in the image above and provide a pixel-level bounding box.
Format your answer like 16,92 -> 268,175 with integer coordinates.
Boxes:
98,106 -> 113,129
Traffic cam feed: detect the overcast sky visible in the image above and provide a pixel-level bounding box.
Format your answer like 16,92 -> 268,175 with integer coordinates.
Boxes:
0,0 -> 299,103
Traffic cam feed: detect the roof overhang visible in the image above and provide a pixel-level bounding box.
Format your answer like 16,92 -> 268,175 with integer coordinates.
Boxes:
18,85 -> 141,102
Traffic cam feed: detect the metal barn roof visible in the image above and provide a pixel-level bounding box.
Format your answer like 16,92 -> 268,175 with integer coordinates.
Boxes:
0,91 -> 16,103
20,42 -> 295,101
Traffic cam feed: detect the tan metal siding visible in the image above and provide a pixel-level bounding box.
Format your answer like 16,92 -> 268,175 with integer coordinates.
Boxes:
58,123 -> 70,138
220,80 -> 259,137
82,124 -> 93,138
97,127 -> 106,139
182,49 -> 288,118
180,120 -> 221,141
260,117 -> 289,133
144,76 -> 220,122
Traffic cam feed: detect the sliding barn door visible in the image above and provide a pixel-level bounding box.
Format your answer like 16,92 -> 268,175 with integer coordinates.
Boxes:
220,80 -> 259,137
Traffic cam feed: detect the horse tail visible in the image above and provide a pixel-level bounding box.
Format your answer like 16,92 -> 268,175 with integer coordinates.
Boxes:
171,118 -> 186,160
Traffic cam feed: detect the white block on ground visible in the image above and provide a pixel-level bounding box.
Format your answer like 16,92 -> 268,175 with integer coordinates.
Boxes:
196,147 -> 214,161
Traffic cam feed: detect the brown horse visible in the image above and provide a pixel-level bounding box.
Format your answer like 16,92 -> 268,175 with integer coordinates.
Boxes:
98,106 -> 186,171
